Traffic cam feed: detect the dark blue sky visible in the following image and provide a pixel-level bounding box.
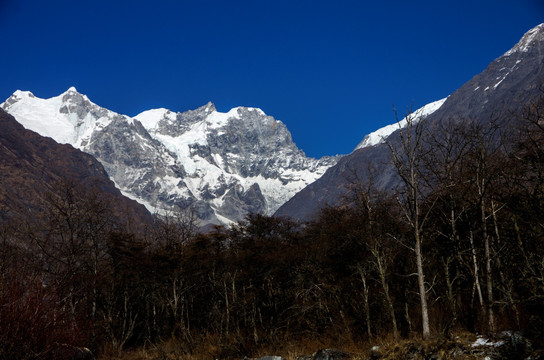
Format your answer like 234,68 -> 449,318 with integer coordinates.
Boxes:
1,1 -> 542,158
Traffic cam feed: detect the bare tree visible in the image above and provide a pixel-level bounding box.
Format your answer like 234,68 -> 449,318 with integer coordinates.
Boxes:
348,165 -> 399,340
24,180 -> 114,322
421,118 -> 474,327
463,119 -> 506,334
387,108 -> 433,339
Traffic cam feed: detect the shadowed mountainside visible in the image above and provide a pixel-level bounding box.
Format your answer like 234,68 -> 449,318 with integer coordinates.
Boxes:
0,108 -> 153,232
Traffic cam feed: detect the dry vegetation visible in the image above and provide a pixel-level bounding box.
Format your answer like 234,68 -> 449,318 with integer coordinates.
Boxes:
2,97 -> 544,359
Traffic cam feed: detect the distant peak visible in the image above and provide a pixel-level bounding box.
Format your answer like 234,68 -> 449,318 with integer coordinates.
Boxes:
63,86 -> 80,94
1,90 -> 33,110
12,90 -> 35,98
202,101 -> 216,112
530,23 -> 544,34
504,23 -> 544,57
60,86 -> 92,105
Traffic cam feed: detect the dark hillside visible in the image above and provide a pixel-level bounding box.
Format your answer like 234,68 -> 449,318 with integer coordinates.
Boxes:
0,108 -> 152,232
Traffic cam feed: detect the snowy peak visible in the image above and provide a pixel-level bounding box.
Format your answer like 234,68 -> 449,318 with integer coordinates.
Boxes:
0,87 -> 124,147
178,101 -> 217,123
1,90 -> 35,109
201,101 -> 216,113
64,86 -> 79,93
504,23 -> 544,57
12,89 -> 35,99
433,22 -> 544,120
60,86 -> 91,105
135,108 -> 176,130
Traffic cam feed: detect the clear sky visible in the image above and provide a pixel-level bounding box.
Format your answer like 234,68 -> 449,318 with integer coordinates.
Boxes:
0,1 -> 542,158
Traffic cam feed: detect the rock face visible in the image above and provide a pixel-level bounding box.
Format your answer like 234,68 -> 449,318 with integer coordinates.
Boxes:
0,108 -> 153,232
2,89 -> 339,226
275,22 -> 544,221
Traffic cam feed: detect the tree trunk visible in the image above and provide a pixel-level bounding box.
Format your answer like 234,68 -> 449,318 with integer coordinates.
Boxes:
470,231 -> 485,312
482,199 -> 495,334
373,250 -> 398,340
415,231 -> 430,339
358,266 -> 372,339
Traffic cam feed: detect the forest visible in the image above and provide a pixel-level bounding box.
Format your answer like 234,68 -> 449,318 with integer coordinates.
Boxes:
1,94 -> 544,360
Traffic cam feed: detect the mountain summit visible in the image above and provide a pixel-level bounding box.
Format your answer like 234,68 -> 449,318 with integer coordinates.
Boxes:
504,23 -> 544,57
2,90 -> 339,225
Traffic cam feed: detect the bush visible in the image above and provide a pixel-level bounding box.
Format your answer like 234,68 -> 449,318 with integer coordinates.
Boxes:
0,278 -> 91,360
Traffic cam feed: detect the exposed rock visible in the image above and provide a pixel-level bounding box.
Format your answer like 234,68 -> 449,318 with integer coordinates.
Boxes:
52,344 -> 96,360
490,332 -> 533,360
312,348 -> 352,360
70,347 -> 96,360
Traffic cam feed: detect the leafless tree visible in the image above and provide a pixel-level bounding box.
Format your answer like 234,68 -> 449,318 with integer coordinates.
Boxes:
387,108 -> 433,339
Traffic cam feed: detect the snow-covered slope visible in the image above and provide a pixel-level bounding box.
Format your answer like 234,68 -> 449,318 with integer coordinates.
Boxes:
1,87 -> 124,147
2,88 -> 339,225
354,98 -> 446,150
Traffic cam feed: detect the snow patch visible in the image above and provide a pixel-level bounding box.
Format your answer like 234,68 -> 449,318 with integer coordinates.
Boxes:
471,336 -> 505,348
206,107 -> 241,128
135,108 -> 171,130
494,77 -> 506,89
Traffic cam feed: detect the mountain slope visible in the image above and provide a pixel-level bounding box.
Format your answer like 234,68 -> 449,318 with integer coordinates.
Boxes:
354,97 -> 446,150
2,90 -> 339,225
0,108 -> 153,231
275,23 -> 544,221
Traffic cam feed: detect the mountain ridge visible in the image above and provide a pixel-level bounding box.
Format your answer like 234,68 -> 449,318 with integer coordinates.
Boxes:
2,89 -> 339,225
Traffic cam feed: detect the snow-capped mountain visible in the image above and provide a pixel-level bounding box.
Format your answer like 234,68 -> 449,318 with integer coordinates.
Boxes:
2,89 -> 339,225
276,23 -> 544,221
